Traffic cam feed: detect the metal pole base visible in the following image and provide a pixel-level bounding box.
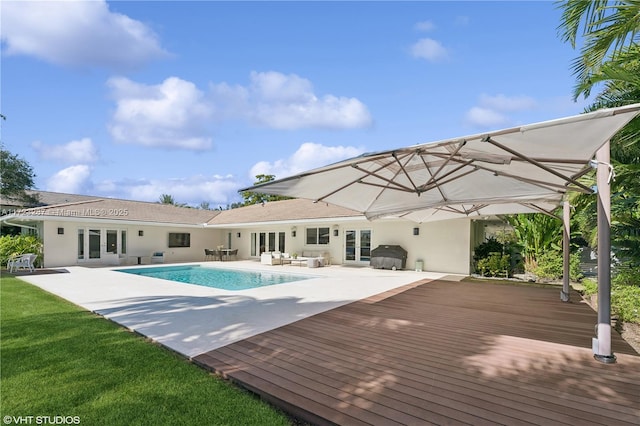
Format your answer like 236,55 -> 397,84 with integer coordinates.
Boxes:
560,290 -> 570,302
594,354 -> 617,364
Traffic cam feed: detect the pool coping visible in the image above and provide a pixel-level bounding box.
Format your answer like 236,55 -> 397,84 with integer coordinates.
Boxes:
15,261 -> 452,357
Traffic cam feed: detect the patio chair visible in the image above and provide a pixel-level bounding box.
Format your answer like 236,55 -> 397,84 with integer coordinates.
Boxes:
226,249 -> 238,261
204,249 -> 217,261
8,253 -> 37,273
150,252 -> 165,264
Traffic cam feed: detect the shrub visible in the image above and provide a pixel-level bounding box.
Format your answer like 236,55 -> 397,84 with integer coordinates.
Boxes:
474,238 -> 512,277
579,276 -> 639,324
611,284 -> 640,323
0,235 -> 43,267
534,250 -> 583,282
473,237 -> 504,264
582,278 -> 597,295
477,252 -> 510,278
613,267 -> 640,287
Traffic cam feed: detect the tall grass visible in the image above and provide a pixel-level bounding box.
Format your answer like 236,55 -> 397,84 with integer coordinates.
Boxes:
0,276 -> 291,425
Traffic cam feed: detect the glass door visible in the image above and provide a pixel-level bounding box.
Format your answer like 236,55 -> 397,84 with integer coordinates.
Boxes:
89,229 -> 101,259
78,228 -> 126,262
252,231 -> 286,256
359,229 -> 371,262
106,230 -> 118,254
344,229 -> 372,263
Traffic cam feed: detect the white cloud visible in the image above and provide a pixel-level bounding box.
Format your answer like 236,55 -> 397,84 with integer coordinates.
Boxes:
1,0 -> 168,70
107,76 -> 213,150
465,94 -> 538,128
465,107 -> 509,128
210,71 -> 373,130
94,174 -> 241,207
410,38 -> 449,62
32,138 -> 99,164
414,21 -> 436,32
478,94 -> 537,112
47,165 -> 92,194
250,142 -> 365,179
106,71 -> 372,149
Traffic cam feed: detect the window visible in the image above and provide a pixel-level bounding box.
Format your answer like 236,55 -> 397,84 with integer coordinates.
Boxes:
278,232 -> 285,253
107,230 -> 118,254
121,230 -> 127,254
268,232 -> 276,251
77,229 -> 84,260
168,232 -> 190,247
306,227 -> 330,245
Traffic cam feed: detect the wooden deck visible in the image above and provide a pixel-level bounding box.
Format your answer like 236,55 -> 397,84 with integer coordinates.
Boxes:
193,279 -> 640,425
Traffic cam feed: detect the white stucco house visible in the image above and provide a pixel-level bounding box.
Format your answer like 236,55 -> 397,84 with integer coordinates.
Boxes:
1,191 -> 491,275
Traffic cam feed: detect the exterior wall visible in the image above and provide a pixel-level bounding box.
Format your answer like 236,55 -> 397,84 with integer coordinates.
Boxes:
42,221 -> 222,267
230,222 -> 342,262
366,219 -> 472,275
232,218 -> 472,275
40,217 -> 471,274
42,221 -> 76,267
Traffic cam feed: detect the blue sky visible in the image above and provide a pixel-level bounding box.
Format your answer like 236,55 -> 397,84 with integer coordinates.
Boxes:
1,1 -> 591,208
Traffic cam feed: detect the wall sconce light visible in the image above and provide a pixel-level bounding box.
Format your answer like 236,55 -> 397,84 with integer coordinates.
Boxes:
333,229 -> 339,237
413,227 -> 420,236
291,226 -> 297,237
57,227 -> 64,235
138,230 -> 144,237
237,232 -> 241,238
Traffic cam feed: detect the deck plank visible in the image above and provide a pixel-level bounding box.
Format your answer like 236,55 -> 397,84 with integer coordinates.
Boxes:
193,279 -> 640,426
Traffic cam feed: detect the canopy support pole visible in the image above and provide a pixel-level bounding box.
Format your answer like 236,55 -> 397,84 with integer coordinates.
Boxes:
561,200 -> 571,302
594,141 -> 616,364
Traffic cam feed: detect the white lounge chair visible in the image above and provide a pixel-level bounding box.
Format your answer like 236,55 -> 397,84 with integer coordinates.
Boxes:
8,253 -> 37,273
260,252 -> 291,265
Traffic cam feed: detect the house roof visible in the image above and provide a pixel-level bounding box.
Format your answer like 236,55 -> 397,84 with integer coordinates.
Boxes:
6,197 -> 221,226
0,190 -> 100,208
1,191 -> 362,228
28,190 -> 101,206
207,198 -> 363,226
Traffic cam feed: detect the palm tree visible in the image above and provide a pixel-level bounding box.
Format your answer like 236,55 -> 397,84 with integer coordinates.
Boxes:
557,0 -> 640,100
158,193 -> 176,205
157,194 -> 190,207
558,0 -> 640,267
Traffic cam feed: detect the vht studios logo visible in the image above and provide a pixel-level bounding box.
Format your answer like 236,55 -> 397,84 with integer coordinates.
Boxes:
3,416 -> 80,425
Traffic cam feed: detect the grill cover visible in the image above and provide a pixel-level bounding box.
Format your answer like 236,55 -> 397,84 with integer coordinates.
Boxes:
370,245 -> 407,270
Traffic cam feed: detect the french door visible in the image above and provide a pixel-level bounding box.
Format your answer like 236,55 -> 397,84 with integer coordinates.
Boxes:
344,229 -> 371,264
251,231 -> 286,256
78,228 -> 126,262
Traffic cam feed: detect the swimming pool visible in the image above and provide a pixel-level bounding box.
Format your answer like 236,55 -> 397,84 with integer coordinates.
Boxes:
115,265 -> 313,291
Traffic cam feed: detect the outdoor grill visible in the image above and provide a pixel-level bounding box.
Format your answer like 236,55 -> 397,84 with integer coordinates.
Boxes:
370,245 -> 407,270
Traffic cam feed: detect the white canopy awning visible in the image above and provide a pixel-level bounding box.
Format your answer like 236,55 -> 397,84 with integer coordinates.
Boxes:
242,104 -> 640,222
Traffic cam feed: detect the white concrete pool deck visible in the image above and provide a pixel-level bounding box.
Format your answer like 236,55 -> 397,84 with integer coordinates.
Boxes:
16,261 -> 453,358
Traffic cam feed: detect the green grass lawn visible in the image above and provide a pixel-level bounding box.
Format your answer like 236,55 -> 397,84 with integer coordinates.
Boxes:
0,276 -> 291,425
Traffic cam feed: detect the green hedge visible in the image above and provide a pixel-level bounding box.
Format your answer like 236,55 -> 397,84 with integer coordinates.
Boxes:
581,269 -> 640,324
0,235 -> 43,267
534,250 -> 583,282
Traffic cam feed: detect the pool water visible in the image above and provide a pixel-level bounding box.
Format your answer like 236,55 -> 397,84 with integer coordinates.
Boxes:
115,265 -> 313,290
